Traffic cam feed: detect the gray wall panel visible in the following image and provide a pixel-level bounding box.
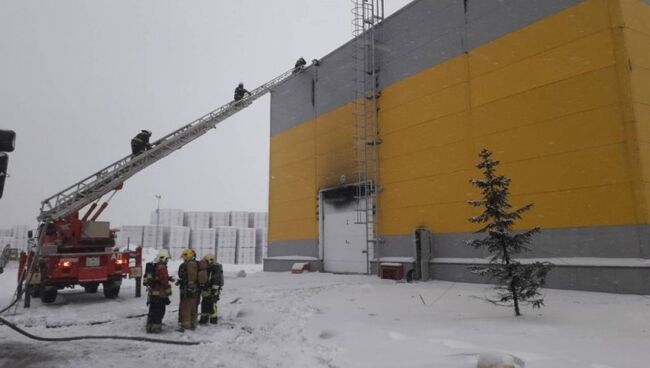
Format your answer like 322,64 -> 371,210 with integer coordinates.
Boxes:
270,70 -> 316,135
466,0 -> 584,49
377,225 -> 650,259
430,262 -> 650,294
263,259 -> 323,272
267,239 -> 319,258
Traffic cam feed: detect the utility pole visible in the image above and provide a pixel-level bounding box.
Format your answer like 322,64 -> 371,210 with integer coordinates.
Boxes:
155,194 -> 162,249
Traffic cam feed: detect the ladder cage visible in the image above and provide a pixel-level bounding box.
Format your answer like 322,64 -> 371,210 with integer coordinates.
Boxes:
352,0 -> 384,273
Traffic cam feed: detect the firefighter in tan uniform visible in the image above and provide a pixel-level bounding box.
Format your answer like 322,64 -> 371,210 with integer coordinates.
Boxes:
198,253 -> 224,325
176,248 -> 200,332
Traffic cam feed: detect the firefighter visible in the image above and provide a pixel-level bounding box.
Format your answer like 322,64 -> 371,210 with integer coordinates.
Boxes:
145,249 -> 172,333
131,130 -> 153,155
292,57 -> 306,74
176,248 -> 200,332
198,253 -> 224,325
233,83 -> 251,102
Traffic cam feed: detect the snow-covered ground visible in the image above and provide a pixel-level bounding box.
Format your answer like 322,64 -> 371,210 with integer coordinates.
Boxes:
0,258 -> 649,368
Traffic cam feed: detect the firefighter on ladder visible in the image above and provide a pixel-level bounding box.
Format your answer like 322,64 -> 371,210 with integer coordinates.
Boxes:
144,249 -> 172,333
198,253 -> 224,325
131,130 -> 153,155
233,83 -> 251,102
176,248 -> 200,332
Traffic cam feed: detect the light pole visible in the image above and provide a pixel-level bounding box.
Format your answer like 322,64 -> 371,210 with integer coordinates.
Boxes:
155,194 -> 162,249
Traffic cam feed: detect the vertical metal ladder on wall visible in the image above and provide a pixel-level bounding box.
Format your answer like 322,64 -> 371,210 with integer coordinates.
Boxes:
38,67 -> 299,224
352,0 -> 384,273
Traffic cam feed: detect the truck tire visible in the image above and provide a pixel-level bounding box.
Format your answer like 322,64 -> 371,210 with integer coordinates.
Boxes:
83,283 -> 99,293
103,281 -> 120,299
41,287 -> 58,304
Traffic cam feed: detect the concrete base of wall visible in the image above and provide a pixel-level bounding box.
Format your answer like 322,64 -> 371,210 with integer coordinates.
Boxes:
430,261 -> 650,295
263,257 -> 323,273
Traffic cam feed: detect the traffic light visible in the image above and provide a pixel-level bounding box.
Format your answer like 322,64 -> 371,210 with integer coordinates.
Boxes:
0,130 -> 15,199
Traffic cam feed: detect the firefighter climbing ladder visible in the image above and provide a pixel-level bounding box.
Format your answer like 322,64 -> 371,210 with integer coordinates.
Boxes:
38,67 -> 299,224
352,0 -> 384,273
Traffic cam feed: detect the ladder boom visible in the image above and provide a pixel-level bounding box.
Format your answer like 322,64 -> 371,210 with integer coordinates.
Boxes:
38,67 -> 298,223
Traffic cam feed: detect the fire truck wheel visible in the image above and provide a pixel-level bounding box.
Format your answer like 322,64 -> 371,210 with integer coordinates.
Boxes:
83,283 -> 99,294
41,287 -> 58,304
30,286 -> 41,298
103,282 -> 120,299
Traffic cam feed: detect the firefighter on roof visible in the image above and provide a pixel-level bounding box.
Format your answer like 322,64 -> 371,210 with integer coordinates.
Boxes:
144,249 -> 172,333
176,248 -> 200,331
198,253 -> 224,325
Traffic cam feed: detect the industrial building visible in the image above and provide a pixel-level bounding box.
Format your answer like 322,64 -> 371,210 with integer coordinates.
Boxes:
264,0 -> 650,294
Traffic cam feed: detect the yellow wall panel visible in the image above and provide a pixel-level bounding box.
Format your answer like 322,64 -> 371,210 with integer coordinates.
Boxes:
380,170 -> 477,210
503,144 -> 632,195
316,148 -> 356,189
620,0 -> 650,36
381,112 -> 469,159
267,197 -> 315,223
269,218 -> 318,241
469,0 -> 610,77
270,123 -> 315,169
629,66 -> 650,105
477,105 -> 625,162
638,141 -> 650,183
471,67 -> 620,137
634,102 -> 650,142
471,30 -> 616,107
514,183 -> 638,229
625,29 -> 650,70
381,58 -> 468,111
269,158 -> 315,203
379,201 -> 477,235
380,141 -> 474,185
382,83 -> 469,134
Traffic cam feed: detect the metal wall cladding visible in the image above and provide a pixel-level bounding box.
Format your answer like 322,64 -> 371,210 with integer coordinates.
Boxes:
150,208 -> 184,227
229,211 -> 249,228
209,212 -> 230,228
248,212 -> 268,229
189,228 -> 216,249
183,211 -> 210,229
142,225 -> 164,249
163,226 -> 190,249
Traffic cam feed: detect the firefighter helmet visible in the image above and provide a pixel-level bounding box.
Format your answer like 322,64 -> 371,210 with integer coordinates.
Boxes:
180,248 -> 195,261
141,130 -> 152,136
156,248 -> 170,262
203,253 -> 215,264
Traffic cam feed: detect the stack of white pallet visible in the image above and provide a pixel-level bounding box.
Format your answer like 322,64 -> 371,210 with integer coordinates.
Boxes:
163,226 -> 190,259
236,228 -> 256,264
215,226 -> 237,264
255,228 -> 268,264
184,211 -> 210,229
12,225 -> 30,251
142,225 -> 164,249
229,211 -> 249,228
0,229 -> 13,237
0,236 -> 15,249
117,225 -> 144,247
190,228 -> 216,259
248,212 -> 268,229
150,208 -> 184,227
209,212 -> 230,228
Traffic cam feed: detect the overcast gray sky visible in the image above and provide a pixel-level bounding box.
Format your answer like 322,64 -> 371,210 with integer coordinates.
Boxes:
0,0 -> 410,228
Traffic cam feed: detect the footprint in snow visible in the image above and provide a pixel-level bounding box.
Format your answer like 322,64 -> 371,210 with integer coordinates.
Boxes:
236,308 -> 254,318
319,329 -> 336,339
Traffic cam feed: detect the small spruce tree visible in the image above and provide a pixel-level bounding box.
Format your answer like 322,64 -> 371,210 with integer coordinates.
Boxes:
467,149 -> 552,316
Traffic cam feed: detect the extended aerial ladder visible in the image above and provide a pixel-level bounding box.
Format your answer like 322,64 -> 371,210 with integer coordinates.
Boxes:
19,66 -> 302,306
39,67 -> 300,224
